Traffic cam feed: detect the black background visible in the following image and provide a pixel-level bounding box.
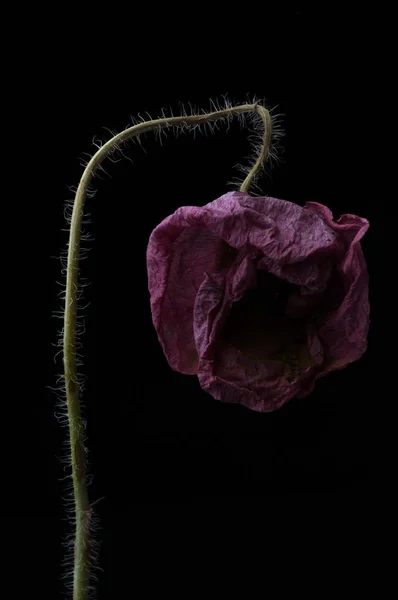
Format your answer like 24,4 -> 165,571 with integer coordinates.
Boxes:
7,8 -> 387,597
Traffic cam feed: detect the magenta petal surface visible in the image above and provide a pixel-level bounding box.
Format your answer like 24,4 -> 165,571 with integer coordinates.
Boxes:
147,191 -> 369,412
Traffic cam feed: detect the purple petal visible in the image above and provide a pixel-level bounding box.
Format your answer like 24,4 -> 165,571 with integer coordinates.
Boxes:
304,202 -> 370,372
147,192 -> 370,412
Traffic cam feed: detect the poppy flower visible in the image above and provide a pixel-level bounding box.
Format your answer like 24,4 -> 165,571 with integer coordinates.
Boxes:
146,191 -> 369,412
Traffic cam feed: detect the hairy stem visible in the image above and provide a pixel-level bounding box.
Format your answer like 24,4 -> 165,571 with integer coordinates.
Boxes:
239,104 -> 273,193
63,102 -> 272,600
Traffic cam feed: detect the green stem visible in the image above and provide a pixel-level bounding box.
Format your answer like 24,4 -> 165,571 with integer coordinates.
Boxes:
63,102 -> 272,600
239,104 -> 273,193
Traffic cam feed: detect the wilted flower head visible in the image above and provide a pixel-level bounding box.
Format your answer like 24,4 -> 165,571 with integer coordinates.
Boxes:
147,191 -> 369,412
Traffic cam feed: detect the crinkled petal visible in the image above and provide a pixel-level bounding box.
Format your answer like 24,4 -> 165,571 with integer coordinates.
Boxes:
147,210 -> 227,373
304,202 -> 370,371
147,192 -> 369,412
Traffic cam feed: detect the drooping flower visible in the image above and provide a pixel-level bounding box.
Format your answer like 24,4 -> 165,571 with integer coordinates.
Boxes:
147,191 -> 369,412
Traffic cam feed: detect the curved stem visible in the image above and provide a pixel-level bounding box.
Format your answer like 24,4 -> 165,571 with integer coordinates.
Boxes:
63,102 -> 272,600
239,104 -> 273,193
